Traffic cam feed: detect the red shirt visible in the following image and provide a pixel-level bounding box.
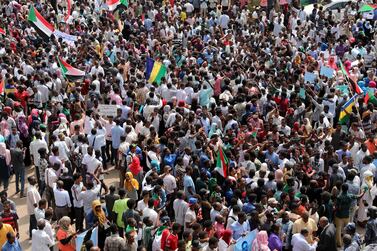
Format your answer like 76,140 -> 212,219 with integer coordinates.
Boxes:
160,229 -> 171,250
165,233 -> 178,250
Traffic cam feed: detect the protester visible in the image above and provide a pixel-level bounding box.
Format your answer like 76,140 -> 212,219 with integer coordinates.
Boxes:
1,232 -> 21,251
31,219 -> 54,251
56,216 -> 76,251
27,176 -> 40,239
0,0 -> 376,249
0,217 -> 15,248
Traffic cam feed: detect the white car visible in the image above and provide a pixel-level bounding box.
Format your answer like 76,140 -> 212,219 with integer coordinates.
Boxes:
303,0 -> 356,15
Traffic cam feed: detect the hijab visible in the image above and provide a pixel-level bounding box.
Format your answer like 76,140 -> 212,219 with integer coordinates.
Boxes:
124,171 -> 139,192
0,121 -> 9,137
0,143 -> 7,157
221,229 -> 232,245
208,123 -> 222,138
28,109 -> 39,125
92,200 -> 107,225
328,56 -> 338,71
129,156 -> 142,176
251,231 -> 270,251
16,115 -> 29,138
58,216 -> 75,235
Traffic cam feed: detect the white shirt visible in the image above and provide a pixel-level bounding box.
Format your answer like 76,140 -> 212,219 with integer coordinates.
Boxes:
30,139 -> 48,166
34,207 -> 45,221
136,200 -> 148,213
53,140 -> 70,162
44,220 -> 55,242
37,84 -> 49,103
27,185 -> 41,215
45,168 -> 58,189
142,207 -> 158,226
88,131 -> 106,151
71,182 -> 84,208
82,153 -> 101,174
173,199 -> 188,226
230,221 -> 250,240
163,174 -> 177,195
32,229 -> 54,251
184,208 -> 197,231
78,183 -> 101,214
291,233 -> 317,251
53,187 -> 72,207
84,116 -> 95,135
355,149 -> 370,170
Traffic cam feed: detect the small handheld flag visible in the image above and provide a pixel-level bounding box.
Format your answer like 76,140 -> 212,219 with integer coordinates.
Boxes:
145,57 -> 167,85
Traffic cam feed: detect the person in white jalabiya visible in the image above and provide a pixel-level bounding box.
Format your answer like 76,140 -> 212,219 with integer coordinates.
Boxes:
31,219 -> 54,251
291,228 -> 318,251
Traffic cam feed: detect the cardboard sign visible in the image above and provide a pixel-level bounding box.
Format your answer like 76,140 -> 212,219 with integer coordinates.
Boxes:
320,66 -> 335,78
98,104 -> 118,117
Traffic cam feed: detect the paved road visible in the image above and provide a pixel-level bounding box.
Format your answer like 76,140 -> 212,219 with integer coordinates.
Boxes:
10,166 -> 120,250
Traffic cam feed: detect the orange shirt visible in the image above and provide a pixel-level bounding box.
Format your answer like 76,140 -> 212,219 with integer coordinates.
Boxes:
56,229 -> 75,251
365,139 -> 377,155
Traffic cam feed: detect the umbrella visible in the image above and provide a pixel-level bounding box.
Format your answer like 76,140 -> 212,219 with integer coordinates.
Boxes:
358,4 -> 377,13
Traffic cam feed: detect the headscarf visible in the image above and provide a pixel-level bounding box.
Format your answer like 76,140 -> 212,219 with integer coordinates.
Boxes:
208,123 -> 222,138
3,107 -> 12,116
28,109 -> 39,125
92,200 -> 107,225
0,143 -> 10,165
221,229 -> 232,245
58,216 -> 74,234
0,121 -> 10,137
0,143 -> 7,157
16,115 -> 29,138
303,118 -> 312,135
124,172 -> 139,192
344,60 -> 352,74
129,156 -> 142,176
328,56 -> 338,71
251,231 -> 270,251
293,122 -> 300,132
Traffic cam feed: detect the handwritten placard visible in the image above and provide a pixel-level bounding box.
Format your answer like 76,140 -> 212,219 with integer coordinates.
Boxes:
98,104 -> 119,117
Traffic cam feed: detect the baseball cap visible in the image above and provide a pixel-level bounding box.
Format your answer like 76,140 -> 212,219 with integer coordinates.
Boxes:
188,197 -> 198,206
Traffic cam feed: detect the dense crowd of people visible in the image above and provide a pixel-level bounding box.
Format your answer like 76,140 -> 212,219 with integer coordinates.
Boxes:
0,0 -> 377,250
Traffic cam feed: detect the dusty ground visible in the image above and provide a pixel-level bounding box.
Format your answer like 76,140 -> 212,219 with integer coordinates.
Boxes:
12,166 -> 120,250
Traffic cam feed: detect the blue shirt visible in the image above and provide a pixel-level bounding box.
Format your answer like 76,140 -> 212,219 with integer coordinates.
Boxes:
111,125 -> 124,149
183,175 -> 195,198
86,206 -> 108,228
2,240 -> 22,251
264,151 -> 279,166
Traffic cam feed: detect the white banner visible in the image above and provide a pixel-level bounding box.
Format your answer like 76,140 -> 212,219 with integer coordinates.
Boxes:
98,104 -> 119,117
53,30 -> 78,46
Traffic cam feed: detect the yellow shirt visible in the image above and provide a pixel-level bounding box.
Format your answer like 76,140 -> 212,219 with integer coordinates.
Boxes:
180,11 -> 187,22
292,218 -> 318,243
0,224 -> 15,247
